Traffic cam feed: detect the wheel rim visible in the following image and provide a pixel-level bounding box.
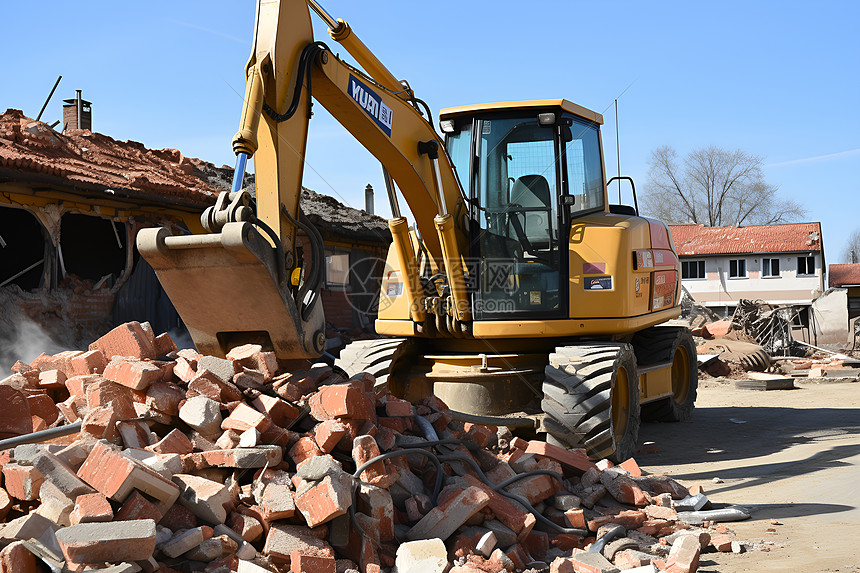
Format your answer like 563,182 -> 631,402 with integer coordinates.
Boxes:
672,345 -> 690,404
611,366 -> 630,441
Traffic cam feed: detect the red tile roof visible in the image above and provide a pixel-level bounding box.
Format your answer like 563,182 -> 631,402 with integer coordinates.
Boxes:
0,108 -> 222,209
668,223 -> 822,256
829,264 -> 860,287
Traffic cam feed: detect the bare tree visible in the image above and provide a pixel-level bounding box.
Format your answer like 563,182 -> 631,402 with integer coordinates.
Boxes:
641,145 -> 806,226
843,229 -> 860,263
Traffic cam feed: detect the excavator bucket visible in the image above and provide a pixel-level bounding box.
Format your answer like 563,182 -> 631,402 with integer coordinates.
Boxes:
137,223 -> 325,359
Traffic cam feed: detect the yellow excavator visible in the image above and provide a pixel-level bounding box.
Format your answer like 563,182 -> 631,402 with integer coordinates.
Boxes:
138,0 -> 697,462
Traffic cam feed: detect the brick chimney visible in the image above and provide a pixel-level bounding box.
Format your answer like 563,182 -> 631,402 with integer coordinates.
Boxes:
62,90 -> 92,131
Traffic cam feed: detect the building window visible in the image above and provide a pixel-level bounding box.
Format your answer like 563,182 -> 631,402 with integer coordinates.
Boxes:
681,260 -> 705,279
729,259 -> 747,278
797,256 -> 815,276
325,249 -> 350,288
762,258 -> 780,278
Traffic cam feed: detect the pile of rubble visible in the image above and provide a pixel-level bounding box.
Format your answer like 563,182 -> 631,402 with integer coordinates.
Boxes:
0,321 -> 748,573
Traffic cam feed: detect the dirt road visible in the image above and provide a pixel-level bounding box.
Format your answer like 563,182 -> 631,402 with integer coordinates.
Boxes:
636,379 -> 860,572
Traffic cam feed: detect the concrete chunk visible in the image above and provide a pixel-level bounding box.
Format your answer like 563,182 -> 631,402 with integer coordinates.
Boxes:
178,395 -> 223,437
393,538 -> 448,573
173,473 -> 233,524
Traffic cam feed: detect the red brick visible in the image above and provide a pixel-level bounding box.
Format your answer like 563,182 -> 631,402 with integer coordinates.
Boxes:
308,383 -> 375,422
103,358 -> 162,391
588,509 -> 646,531
272,370 -> 317,402
146,428 -> 194,455
461,474 -> 536,537
289,437 -> 323,468
383,396 -> 412,417
173,356 -> 196,383
26,394 -> 58,427
81,406 -> 121,443
89,321 -> 157,361
65,374 -> 101,397
464,423 -> 496,449
290,550 -> 336,572
228,344 -> 279,382
0,541 -> 40,573
710,534 -> 732,552
38,369 -> 66,390
2,463 -> 43,501
188,369 -> 242,403
70,350 -> 107,376
70,492 -> 114,525
115,490 -> 163,522
314,420 -> 348,453
227,511 -> 264,542
564,508 -> 586,528
86,379 -> 137,418
77,441 -> 180,513
251,394 -> 300,428
352,435 -> 397,488
525,440 -> 596,473
154,332 -> 177,357
0,387 -> 32,437
664,534 -> 701,573
159,501 -> 198,531
145,381 -> 185,416
56,519 -> 157,565
222,402 -> 272,433
378,416 -> 411,433
619,457 -> 642,477
294,474 -> 353,527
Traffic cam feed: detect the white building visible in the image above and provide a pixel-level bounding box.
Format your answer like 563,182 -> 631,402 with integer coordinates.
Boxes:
668,223 -> 826,317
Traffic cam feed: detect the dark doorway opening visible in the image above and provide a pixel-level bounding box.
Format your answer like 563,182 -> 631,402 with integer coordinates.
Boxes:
0,206 -> 48,291
59,214 -> 127,286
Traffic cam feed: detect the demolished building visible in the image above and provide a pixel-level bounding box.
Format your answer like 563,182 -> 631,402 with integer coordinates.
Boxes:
0,108 -> 391,370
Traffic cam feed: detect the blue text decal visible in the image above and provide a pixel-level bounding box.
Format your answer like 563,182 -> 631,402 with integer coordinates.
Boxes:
349,74 -> 393,137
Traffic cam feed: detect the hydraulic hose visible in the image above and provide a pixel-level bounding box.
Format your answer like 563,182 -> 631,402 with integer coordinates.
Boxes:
349,447 -> 444,539
263,41 -> 329,122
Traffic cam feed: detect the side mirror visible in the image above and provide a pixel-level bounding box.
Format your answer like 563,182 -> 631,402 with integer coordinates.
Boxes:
561,126 -> 573,143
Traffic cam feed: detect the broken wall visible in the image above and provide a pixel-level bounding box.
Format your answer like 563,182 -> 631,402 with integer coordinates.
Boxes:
810,288 -> 850,347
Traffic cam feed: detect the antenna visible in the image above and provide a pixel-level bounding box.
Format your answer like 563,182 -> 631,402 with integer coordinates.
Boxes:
615,99 -> 621,204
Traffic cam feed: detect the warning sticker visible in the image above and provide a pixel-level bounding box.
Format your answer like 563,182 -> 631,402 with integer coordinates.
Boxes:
585,276 -> 612,290
530,291 -> 541,305
651,270 -> 677,310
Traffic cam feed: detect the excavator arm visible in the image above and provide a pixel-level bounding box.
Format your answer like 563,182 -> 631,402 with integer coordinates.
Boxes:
138,0 -> 471,359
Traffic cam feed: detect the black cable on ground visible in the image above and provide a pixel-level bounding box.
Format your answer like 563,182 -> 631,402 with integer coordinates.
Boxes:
437,453 -> 587,537
348,447 -> 444,539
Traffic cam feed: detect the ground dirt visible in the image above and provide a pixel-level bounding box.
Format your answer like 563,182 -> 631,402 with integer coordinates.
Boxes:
636,378 -> 860,572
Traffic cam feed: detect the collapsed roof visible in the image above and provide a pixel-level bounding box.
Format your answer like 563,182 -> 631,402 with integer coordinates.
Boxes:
0,108 -> 389,243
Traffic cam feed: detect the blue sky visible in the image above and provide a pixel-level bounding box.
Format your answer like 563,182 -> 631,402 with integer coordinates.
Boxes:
3,1 -> 858,262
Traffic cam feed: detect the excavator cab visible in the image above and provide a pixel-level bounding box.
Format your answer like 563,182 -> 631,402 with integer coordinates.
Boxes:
441,104 -> 605,320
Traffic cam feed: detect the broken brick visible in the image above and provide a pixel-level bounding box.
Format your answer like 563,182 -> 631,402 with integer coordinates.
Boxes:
90,321 -> 157,361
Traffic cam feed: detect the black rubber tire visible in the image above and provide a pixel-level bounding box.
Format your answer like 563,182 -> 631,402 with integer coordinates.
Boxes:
335,338 -> 406,388
632,326 -> 698,422
541,344 -> 640,462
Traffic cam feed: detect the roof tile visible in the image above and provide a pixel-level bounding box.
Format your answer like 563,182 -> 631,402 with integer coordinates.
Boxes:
668,223 -> 822,256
